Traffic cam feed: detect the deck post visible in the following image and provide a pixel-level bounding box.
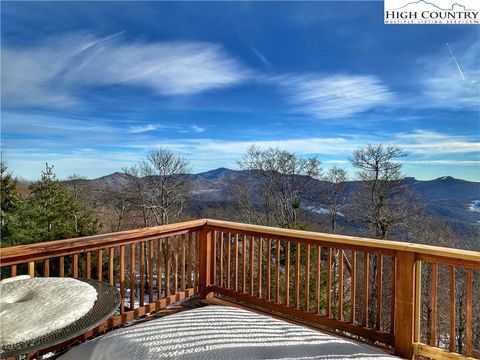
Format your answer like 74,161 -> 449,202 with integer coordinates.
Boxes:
199,225 -> 214,299
394,251 -> 416,359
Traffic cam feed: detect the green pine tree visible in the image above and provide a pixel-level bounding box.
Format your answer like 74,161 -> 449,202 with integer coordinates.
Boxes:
7,163 -> 99,246
0,160 -> 22,246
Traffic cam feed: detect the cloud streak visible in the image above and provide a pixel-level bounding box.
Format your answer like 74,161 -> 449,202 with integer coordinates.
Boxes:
277,74 -> 394,119
2,33 -> 251,108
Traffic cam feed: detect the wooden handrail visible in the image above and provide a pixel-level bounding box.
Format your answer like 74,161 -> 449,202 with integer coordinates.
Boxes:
0,219 -> 206,266
205,219 -> 480,263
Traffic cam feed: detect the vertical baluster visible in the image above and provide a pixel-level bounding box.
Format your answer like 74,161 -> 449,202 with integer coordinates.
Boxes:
58,256 -> 65,277
165,239 -> 170,297
305,244 -> 310,312
226,233 -> 231,289
258,237 -> 263,298
266,238 -> 271,301
276,239 -> 280,303
449,266 -> 456,353
219,232 -> 224,287
362,252 -> 369,327
43,259 -> 49,277
285,241 -> 290,307
376,255 -> 383,330
390,256 -> 396,335
195,232 -> 199,287
242,234 -> 247,293
181,235 -> 186,290
316,245 -> 321,315
212,231 -> 217,286
140,243 -> 145,306
351,251 -> 357,324
250,235 -> 254,296
414,260 -> 422,343
326,248 -> 332,317
174,236 -> 179,294
157,239 -> 163,299
28,261 -> 35,277
234,234 -> 239,291
430,262 -> 438,346
120,245 -> 125,314
10,265 -> 17,277
466,268 -> 473,357
338,250 -> 344,320
97,250 -> 102,281
295,242 -> 300,309
188,234 -> 192,289
74,254 -> 79,279
149,240 -> 154,302
86,252 -> 91,279
130,243 -> 136,310
108,248 -> 114,285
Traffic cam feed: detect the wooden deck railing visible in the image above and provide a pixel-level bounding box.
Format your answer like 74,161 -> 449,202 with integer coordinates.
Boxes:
1,219 -> 479,359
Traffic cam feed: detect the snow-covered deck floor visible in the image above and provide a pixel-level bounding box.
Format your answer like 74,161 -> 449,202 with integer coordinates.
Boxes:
59,305 -> 400,360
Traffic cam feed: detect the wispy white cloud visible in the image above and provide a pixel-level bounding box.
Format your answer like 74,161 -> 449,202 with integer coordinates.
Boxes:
416,40 -> 480,110
1,33 -> 251,108
395,130 -> 480,154
191,125 -> 205,133
277,74 -> 394,119
129,124 -> 161,134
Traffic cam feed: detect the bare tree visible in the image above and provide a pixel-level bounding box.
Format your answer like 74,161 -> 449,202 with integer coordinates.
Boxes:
237,145 -> 322,229
350,144 -> 423,327
324,166 -> 347,234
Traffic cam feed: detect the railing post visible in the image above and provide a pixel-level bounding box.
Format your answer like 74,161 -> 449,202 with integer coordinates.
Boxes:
199,225 -> 214,299
394,251 -> 416,359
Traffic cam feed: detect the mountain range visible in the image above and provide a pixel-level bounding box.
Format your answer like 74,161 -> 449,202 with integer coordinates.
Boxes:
69,168 -> 480,226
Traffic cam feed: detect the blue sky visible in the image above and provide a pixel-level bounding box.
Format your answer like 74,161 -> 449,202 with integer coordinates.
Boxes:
1,1 -> 479,181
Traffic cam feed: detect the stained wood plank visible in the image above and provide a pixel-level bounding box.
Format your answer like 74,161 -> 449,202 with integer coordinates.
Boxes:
338,250 -> 344,320
414,260 -> 422,343
326,247 -> 332,318
351,251 -> 356,324
59,256 -> 64,277
376,255 -> 383,330
97,250 -> 102,281
430,262 -> 438,346
174,237 -> 179,293
74,254 -> 79,279
108,248 -> 114,285
250,235 -> 254,296
266,238 -> 271,301
140,243 -> 145,306
226,232 -> 231,289
362,252 -> 369,327
120,245 -> 125,314
449,266 -> 456,353
258,237 -> 263,298
242,234 -> 247,293
390,256 -> 396,335
276,239 -> 280,303
234,233 -> 239,291
157,239 -> 163,300
181,235 -> 186,290
285,241 -> 290,307
10,264 -> 16,277
465,268 -> 472,357
219,231 -> 224,287
130,243 -> 136,310
165,240 -> 170,297
316,245 -> 321,315
85,252 -> 91,279
295,242 -> 300,310
43,259 -> 49,277
149,240 -> 154,302
305,244 -> 310,312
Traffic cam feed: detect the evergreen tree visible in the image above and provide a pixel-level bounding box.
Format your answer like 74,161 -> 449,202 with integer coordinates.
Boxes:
7,163 -> 99,245
0,160 -> 22,245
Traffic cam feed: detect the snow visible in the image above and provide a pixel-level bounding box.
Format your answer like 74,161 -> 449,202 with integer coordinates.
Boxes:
59,305 -> 399,360
0,277 -> 97,346
467,200 -> 480,213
